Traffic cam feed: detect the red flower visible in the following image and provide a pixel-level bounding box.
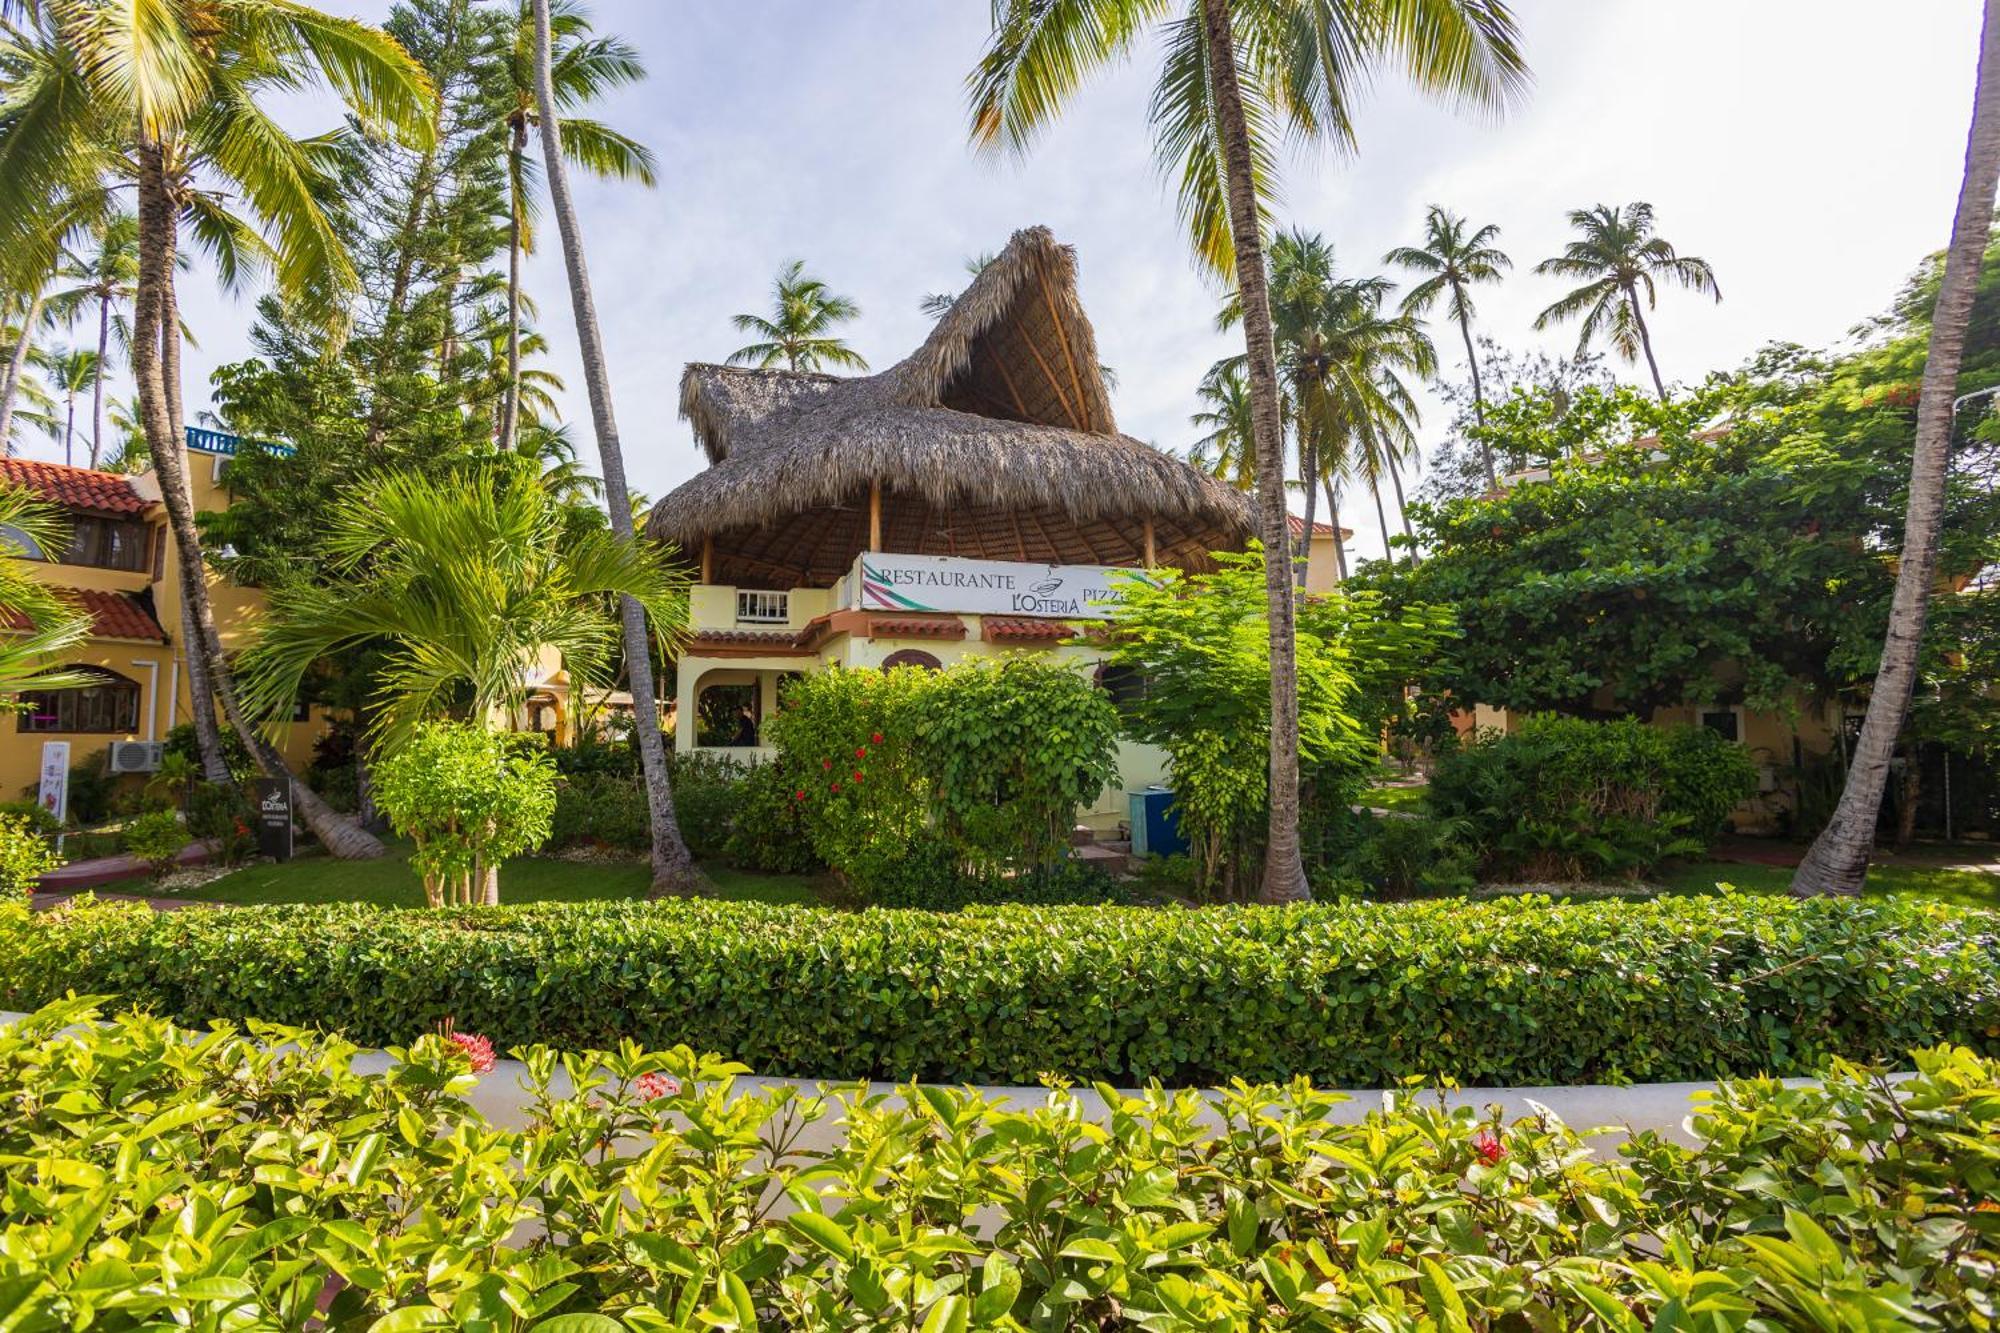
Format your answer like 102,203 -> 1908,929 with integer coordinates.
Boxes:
444,1030 -> 496,1075
855,746 -> 867,759
634,1071 -> 681,1101
794,790 -> 807,802
852,770 -> 864,783
830,780 -> 841,792
871,732 -> 884,745
822,758 -> 833,771
1472,1129 -> 1506,1165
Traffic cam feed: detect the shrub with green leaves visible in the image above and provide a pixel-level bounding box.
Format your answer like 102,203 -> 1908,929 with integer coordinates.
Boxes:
0,812 -> 58,899
4,894 -> 1993,1086
721,760 -> 825,875
1430,715 -> 1761,879
373,721 -> 557,906
0,999 -> 1993,1329
118,809 -> 187,881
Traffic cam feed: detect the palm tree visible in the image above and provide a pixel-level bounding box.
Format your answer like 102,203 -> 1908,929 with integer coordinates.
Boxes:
1386,205 -> 1509,487
0,288 -> 52,456
0,0 -> 435,858
239,469 -> 687,900
1533,203 -> 1719,399
728,260 -> 869,372
1794,0 -> 2000,895
44,212 -> 138,468
41,345 -> 96,467
497,0 -> 653,453
970,0 -> 1525,903
529,0 -> 704,896
1188,360 -> 1256,489
921,252 -> 1000,317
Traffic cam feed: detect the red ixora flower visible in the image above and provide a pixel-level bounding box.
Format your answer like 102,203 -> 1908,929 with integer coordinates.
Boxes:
830,780 -> 841,792
794,789 -> 807,802
443,1029 -> 496,1075
871,732 -> 884,745
855,746 -> 868,759
852,770 -> 864,783
822,758 -> 833,771
634,1071 -> 681,1101
1472,1129 -> 1506,1166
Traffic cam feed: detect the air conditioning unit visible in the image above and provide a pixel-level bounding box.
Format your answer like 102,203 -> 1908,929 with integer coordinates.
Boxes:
108,741 -> 164,774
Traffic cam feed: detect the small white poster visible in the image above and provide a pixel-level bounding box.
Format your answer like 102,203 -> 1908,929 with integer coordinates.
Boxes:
37,740 -> 69,824
857,553 -> 1147,620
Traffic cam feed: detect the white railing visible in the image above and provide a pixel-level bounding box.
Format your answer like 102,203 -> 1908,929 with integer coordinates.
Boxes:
735,589 -> 790,624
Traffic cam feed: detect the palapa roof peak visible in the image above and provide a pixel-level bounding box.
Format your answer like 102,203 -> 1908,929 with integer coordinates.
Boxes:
652,227 -> 1251,585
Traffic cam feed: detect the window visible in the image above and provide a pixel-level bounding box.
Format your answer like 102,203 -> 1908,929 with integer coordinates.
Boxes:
62,516 -> 152,572
18,667 -> 141,734
1095,663 -> 1150,720
1699,708 -> 1742,743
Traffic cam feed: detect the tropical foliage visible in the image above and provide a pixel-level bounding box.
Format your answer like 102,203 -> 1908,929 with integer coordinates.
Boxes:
1387,205 -> 1510,484
374,720 -> 558,905
727,259 -> 869,372
1533,202 -> 1721,398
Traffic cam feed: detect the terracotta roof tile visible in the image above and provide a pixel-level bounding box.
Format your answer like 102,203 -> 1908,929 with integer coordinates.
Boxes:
1286,514 -> 1350,539
867,616 -> 967,640
689,628 -> 798,646
983,617 -> 1075,642
0,458 -> 150,515
3,587 -> 167,642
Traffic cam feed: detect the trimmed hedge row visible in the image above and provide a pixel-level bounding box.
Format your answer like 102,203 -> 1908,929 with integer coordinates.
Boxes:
4,894 -> 1995,1085
5,1001 -> 1997,1329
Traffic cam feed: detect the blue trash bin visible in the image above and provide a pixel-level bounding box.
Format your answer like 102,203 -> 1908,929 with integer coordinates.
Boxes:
1129,786 -> 1188,858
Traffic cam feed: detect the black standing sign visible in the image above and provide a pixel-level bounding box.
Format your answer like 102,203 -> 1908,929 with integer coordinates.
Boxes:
254,777 -> 294,862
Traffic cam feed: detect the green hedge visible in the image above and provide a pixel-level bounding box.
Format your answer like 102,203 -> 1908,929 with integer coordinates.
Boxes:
5,895 -> 1995,1086
4,1000 -> 1997,1328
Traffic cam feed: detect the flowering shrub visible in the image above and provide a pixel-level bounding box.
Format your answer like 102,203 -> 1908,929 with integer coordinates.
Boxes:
1,999 -> 1994,1329
4,894 -> 1994,1087
119,809 -> 188,880
373,721 -> 557,905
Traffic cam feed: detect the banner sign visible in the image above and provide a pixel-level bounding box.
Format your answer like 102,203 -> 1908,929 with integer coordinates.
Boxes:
857,553 -> 1147,620
254,777 -> 294,862
36,741 -> 69,825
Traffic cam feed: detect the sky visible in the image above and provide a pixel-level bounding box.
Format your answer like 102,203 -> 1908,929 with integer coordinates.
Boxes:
20,0 -> 1986,564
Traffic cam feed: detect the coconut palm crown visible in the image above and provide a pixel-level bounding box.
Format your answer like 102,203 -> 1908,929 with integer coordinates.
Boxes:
1386,204 -> 1508,484
1533,202 -> 1720,399
728,260 -> 869,373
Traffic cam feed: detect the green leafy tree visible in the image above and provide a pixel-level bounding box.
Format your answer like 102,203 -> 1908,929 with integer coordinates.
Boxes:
969,0 -> 1526,903
1186,360 -> 1256,489
38,345 -> 96,467
239,468 -> 689,748
43,211 -> 138,468
1533,203 -> 1720,400
1386,205 -> 1510,487
727,260 -> 869,372
374,719 -> 557,905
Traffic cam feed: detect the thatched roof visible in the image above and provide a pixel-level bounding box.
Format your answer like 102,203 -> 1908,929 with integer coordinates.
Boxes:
649,226 -> 1252,586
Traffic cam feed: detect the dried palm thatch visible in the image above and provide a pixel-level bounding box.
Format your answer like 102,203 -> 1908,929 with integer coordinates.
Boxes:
649,227 -> 1251,588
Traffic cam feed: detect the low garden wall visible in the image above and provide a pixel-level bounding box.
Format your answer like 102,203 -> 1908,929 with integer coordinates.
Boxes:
4,893 -> 1994,1086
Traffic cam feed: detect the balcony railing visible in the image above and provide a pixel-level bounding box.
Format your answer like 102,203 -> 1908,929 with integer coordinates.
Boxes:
184,426 -> 296,458
735,589 -> 790,624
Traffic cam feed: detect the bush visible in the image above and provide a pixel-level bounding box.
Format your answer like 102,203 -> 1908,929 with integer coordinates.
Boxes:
1,999 -> 1994,1329
1330,811 -> 1480,899
1430,716 -> 1760,879
548,770 -> 652,852
17,746 -> 119,825
184,780 -> 257,865
4,894 -> 1993,1087
668,751 -> 745,858
0,812 -> 59,898
859,843 -> 1128,910
374,722 -> 557,906
721,760 -> 824,874
119,809 -> 187,880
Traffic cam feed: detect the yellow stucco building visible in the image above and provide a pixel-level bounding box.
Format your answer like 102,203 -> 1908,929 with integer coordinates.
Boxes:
0,433 -> 331,805
646,226 -> 1345,834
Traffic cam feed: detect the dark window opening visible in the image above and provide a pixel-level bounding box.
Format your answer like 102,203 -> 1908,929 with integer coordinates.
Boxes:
1699,709 -> 1741,743
62,515 -> 152,572
1095,662 -> 1150,720
19,667 -> 141,734
881,649 -> 942,672
697,683 -> 760,747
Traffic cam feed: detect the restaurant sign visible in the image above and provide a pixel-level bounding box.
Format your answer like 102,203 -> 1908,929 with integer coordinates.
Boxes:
857,553 -> 1147,620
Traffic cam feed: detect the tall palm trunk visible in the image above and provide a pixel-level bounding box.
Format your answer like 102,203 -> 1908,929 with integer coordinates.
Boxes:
1297,435 -> 1317,589
90,292 -> 109,467
1386,448 -> 1418,563
1794,0 -> 2000,896
530,0 -> 704,896
1458,306 -> 1494,488
1322,475 -> 1348,581
61,387 -> 75,467
1200,0 -> 1307,904
135,141 -> 385,859
1626,285 -> 1667,399
498,124 -> 526,453
0,293 -> 45,454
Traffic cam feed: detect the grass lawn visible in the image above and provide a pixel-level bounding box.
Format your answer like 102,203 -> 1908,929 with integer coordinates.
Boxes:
1358,783 -> 1429,814
1656,856 -> 2000,910
154,841 -> 830,908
